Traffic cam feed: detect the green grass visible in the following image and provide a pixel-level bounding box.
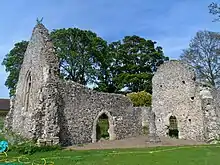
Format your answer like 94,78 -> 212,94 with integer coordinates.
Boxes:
2,145 -> 220,165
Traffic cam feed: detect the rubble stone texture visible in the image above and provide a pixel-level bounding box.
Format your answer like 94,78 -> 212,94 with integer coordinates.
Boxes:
4,23 -> 143,146
152,60 -> 220,142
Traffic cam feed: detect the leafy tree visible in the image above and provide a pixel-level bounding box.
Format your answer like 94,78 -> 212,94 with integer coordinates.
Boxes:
2,41 -> 28,97
50,28 -> 108,85
106,35 -> 168,93
94,41 -> 121,93
127,91 -> 152,107
180,30 -> 220,88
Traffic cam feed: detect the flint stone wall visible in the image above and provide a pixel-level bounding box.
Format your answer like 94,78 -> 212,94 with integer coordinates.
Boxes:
57,80 -> 142,146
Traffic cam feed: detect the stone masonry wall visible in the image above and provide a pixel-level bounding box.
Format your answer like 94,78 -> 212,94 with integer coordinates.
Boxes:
57,80 -> 142,146
152,60 -> 205,141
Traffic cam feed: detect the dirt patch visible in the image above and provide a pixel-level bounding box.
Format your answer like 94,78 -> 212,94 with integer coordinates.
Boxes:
65,135 -> 206,150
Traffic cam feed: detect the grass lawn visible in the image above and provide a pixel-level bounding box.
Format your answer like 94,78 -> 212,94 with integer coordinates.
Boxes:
1,145 -> 220,165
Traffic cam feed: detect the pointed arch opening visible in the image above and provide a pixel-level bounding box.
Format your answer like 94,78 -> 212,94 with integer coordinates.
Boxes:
23,71 -> 32,111
168,116 -> 179,138
92,110 -> 115,143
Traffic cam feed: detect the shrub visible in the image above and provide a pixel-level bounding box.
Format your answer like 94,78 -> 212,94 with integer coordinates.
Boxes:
0,116 -> 5,130
0,129 -> 61,155
127,91 -> 152,107
10,142 -> 61,155
0,129 -> 29,146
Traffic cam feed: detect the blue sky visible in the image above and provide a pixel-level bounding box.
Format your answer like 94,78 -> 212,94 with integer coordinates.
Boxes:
0,0 -> 219,98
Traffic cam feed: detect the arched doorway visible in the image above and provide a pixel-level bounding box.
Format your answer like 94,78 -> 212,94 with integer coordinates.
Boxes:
96,113 -> 109,141
168,116 -> 179,138
91,110 -> 115,143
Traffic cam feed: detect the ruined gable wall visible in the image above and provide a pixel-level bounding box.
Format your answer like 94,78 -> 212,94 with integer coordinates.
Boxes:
57,80 -> 142,146
5,24 -> 60,140
152,61 -> 204,141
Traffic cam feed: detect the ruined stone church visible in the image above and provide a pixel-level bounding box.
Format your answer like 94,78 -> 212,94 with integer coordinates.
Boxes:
4,23 -> 220,146
4,23 -> 144,146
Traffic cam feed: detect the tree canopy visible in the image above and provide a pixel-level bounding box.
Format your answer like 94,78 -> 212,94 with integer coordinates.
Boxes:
101,35 -> 168,94
2,27 -> 168,97
2,41 -> 28,97
50,28 -> 108,85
